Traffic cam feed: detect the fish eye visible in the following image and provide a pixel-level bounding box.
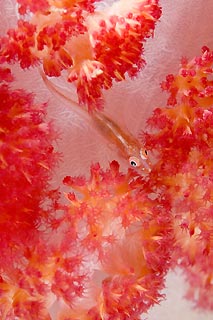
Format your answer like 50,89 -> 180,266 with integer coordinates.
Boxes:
129,156 -> 140,167
145,150 -> 148,155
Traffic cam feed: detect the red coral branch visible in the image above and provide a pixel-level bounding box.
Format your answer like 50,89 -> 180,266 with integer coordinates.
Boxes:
58,161 -> 172,319
145,47 -> 213,310
0,0 -> 161,110
0,156 -> 172,318
0,68 -> 59,270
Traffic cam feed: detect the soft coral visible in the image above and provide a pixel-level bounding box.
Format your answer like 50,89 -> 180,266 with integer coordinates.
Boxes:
58,161 -> 172,319
145,47 -> 213,310
0,0 -> 161,110
0,66 -> 58,273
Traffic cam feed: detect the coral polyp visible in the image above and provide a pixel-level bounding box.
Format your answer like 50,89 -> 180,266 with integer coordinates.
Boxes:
145,46 -> 213,309
0,0 -> 161,110
57,161 -> 172,319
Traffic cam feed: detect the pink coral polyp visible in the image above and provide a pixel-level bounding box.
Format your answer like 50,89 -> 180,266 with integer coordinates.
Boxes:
0,154 -> 172,318
0,0 -> 161,110
58,161 -> 172,319
0,71 -> 57,268
145,47 -> 213,309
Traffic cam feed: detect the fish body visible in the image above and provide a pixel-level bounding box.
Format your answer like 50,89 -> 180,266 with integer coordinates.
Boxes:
92,111 -> 151,172
40,69 -> 151,172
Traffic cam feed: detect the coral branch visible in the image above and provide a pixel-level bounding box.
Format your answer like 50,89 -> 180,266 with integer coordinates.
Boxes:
145,47 -> 213,310
0,68 -> 59,319
0,0 -> 161,110
0,157 -> 173,318
58,161 -> 172,319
